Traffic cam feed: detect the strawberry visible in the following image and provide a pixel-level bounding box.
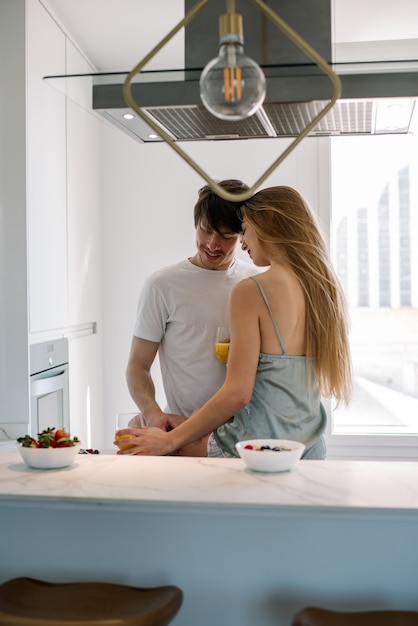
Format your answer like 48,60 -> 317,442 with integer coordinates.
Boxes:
17,435 -> 39,448
55,428 -> 69,440
54,428 -> 72,447
54,428 -> 80,447
55,440 -> 72,448
38,427 -> 56,448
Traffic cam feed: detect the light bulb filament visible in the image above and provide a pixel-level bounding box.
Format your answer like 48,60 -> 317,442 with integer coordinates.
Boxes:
223,66 -> 242,101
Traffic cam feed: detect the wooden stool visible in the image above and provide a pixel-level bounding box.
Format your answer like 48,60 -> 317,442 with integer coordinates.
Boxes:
0,577 -> 183,626
292,607 -> 418,626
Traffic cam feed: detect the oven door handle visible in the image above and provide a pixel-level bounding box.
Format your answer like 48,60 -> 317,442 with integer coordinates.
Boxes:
30,368 -> 67,397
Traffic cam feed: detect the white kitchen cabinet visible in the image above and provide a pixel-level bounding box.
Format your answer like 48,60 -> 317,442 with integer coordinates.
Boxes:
64,42 -> 104,447
27,0 -> 103,332
66,41 -> 103,327
67,332 -> 104,450
0,0 -> 104,445
26,0 -> 68,332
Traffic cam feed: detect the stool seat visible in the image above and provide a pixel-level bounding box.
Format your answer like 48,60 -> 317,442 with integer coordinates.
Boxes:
0,577 -> 183,626
292,607 -> 418,626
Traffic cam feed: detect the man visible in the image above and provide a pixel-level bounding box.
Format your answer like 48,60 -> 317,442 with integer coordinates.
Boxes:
126,180 -> 260,452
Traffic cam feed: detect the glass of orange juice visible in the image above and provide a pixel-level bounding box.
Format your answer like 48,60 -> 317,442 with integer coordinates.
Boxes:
214,326 -> 230,364
115,412 -> 146,451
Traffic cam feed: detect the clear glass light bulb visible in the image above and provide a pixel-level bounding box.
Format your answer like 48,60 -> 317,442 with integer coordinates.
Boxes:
200,41 -> 266,121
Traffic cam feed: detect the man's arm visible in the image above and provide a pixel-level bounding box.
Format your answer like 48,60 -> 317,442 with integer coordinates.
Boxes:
126,336 -> 169,429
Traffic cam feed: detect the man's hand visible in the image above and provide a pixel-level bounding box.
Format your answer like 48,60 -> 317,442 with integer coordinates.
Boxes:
166,414 -> 188,430
145,412 -> 184,432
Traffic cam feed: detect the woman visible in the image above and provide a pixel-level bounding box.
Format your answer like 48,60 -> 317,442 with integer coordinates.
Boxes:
116,186 -> 352,459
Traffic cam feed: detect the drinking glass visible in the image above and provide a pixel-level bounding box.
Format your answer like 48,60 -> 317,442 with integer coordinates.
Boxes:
115,412 -> 146,451
214,326 -> 230,364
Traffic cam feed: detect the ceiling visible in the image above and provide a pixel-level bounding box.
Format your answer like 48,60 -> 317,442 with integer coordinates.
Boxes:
42,0 -> 186,72
41,0 -> 418,72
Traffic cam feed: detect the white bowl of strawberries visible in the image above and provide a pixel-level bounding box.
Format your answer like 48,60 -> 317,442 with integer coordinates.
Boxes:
16,428 -> 81,469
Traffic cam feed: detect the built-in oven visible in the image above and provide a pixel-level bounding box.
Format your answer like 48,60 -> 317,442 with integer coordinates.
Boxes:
30,338 -> 70,437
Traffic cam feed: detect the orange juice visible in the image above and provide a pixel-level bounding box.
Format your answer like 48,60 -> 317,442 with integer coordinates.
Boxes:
115,433 -> 136,451
214,342 -> 229,364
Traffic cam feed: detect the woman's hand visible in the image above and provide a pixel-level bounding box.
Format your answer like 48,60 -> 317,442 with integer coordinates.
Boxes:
114,427 -> 173,456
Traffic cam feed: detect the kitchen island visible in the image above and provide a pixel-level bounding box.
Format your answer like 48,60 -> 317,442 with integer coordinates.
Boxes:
1,446 -> 418,626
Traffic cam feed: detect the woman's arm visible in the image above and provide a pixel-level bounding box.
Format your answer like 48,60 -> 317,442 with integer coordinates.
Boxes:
118,280 -> 261,456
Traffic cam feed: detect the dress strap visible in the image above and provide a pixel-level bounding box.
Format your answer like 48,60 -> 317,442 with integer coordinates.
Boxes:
249,276 -> 287,355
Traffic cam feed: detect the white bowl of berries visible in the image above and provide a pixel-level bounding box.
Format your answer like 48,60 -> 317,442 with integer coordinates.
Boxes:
16,428 -> 81,469
235,438 -> 305,473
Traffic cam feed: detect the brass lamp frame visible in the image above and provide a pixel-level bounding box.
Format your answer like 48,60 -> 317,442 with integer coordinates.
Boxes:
123,0 -> 341,202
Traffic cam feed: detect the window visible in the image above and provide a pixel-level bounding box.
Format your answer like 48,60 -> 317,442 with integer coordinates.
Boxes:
327,133 -> 418,459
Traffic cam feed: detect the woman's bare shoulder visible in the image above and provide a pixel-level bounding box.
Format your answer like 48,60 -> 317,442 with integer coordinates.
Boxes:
231,274 -> 263,297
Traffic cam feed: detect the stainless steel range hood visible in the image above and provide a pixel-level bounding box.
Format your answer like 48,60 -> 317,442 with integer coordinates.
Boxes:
44,0 -> 418,143
89,64 -> 418,142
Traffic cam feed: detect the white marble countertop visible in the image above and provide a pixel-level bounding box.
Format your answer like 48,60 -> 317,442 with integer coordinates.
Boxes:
1,445 -> 418,516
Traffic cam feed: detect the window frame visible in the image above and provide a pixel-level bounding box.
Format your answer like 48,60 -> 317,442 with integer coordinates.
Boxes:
317,137 -> 418,460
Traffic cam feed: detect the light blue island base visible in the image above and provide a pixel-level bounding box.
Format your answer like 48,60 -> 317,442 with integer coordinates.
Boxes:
1,451 -> 418,626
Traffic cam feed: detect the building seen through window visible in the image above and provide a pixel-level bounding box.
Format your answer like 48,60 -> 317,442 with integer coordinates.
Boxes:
330,134 -> 418,436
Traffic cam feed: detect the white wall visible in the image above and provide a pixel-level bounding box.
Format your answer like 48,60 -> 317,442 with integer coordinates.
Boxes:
101,125 -> 329,448
333,0 -> 418,42
332,0 -> 418,61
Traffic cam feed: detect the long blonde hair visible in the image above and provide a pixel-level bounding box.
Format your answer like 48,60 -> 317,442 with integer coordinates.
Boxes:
242,186 -> 352,405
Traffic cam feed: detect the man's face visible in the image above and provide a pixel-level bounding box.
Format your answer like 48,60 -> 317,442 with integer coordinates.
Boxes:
191,222 -> 239,270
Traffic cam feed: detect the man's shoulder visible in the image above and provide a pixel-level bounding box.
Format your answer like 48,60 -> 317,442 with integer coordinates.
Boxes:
233,258 -> 264,277
146,259 -> 189,282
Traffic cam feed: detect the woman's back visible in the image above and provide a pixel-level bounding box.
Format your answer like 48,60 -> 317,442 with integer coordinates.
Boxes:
247,265 -> 306,357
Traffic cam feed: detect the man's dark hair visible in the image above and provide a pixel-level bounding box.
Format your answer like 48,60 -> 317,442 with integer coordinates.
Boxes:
194,179 -> 249,234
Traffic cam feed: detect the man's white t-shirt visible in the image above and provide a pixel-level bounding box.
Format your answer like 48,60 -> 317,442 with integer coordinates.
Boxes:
133,258 -> 259,416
